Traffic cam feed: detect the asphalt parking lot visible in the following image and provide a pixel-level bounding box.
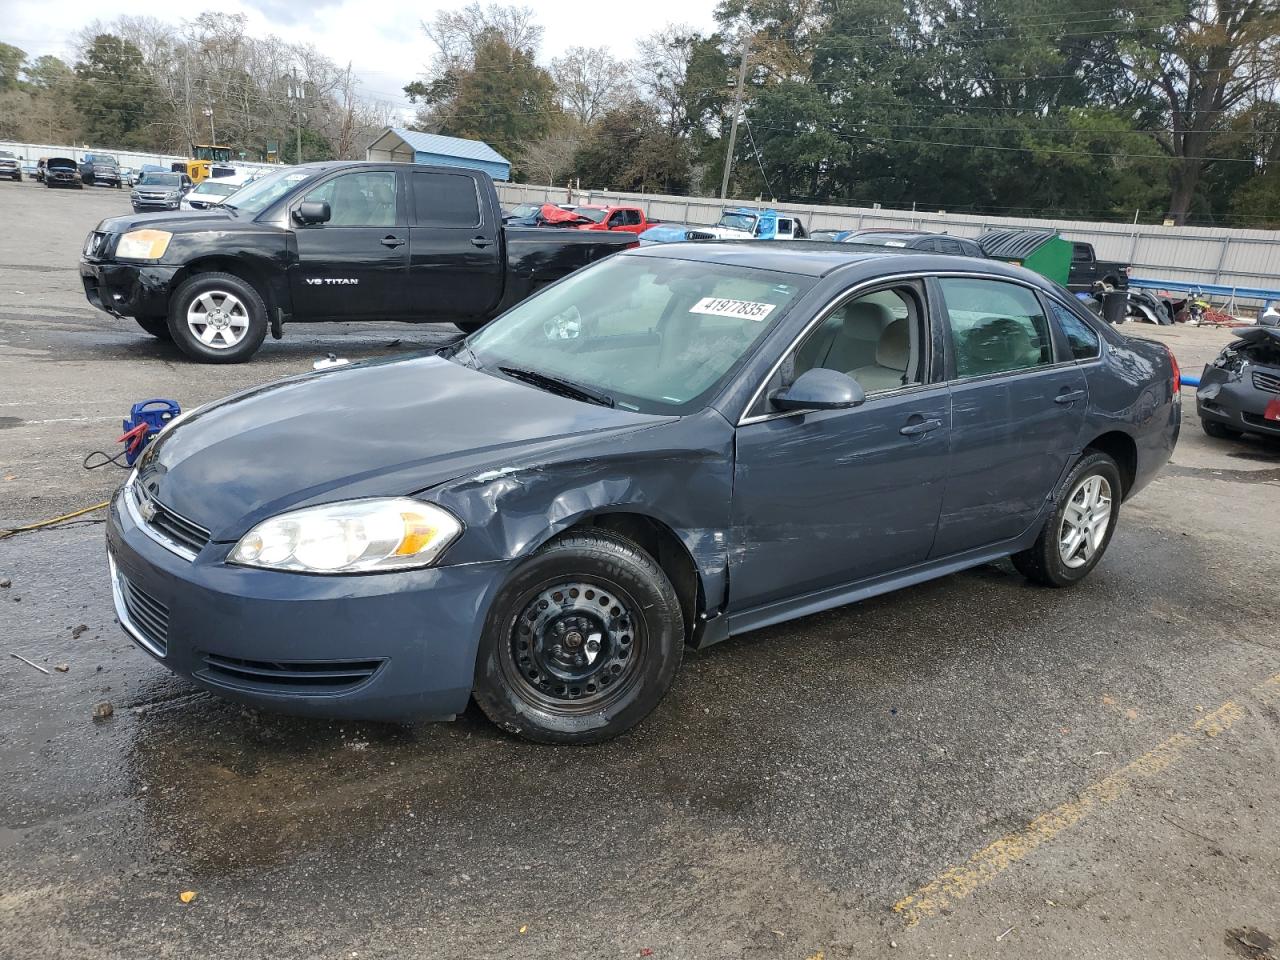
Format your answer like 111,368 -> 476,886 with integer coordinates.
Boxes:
2,179 -> 1279,960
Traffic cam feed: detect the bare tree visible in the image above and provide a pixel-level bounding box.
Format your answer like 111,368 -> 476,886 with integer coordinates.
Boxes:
422,2 -> 542,74
517,124 -> 583,185
550,46 -> 634,126
635,25 -> 698,137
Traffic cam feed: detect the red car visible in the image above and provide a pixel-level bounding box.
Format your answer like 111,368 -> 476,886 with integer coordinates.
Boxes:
574,205 -> 659,235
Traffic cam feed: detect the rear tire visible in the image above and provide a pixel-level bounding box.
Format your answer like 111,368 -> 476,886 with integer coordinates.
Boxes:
473,530 -> 685,744
1012,451 -> 1122,587
167,272 -> 268,363
134,316 -> 172,340
1201,419 -> 1241,440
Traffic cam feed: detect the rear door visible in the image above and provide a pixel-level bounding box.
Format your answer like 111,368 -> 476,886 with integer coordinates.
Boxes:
289,168 -> 408,320
928,275 -> 1088,558
406,169 -> 503,321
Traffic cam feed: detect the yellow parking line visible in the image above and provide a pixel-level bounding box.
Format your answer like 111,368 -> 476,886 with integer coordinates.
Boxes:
892,672 -> 1280,927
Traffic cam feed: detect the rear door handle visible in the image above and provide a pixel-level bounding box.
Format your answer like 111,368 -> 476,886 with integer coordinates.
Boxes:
1055,389 -> 1087,405
899,417 -> 943,437
471,236 -> 494,248
380,236 -> 405,248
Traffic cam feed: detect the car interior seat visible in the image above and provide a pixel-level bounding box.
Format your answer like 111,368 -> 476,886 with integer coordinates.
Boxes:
960,316 -> 1036,375
850,317 -> 913,391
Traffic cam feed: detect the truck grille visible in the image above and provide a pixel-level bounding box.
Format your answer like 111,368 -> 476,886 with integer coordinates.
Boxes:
198,654 -> 385,694
1252,369 -> 1280,394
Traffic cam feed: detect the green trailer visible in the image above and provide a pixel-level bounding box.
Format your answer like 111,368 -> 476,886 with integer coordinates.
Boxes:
977,230 -> 1073,287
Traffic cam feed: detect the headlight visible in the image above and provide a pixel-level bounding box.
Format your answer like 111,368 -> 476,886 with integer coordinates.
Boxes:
230,499 -> 462,574
117,229 -> 172,260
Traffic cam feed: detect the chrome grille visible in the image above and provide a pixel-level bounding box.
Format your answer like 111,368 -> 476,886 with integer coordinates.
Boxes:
127,480 -> 211,560
1252,369 -> 1280,394
109,556 -> 169,658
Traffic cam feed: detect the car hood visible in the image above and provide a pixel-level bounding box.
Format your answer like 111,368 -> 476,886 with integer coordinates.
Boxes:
97,209 -> 235,234
142,354 -> 668,540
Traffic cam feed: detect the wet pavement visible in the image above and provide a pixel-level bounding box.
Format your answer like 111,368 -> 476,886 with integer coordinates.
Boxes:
2,181 -> 1279,959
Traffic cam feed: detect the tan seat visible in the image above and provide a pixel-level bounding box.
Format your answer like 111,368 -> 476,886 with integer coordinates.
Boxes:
849,317 -> 912,392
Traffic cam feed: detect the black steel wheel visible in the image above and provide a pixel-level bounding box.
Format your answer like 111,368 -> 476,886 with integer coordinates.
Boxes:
474,530 -> 684,744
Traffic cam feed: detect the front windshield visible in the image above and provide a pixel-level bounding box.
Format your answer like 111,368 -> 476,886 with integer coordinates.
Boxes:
221,167 -> 312,214
717,212 -> 758,233
576,208 -> 609,223
509,203 -> 538,218
465,254 -> 811,414
140,173 -> 181,186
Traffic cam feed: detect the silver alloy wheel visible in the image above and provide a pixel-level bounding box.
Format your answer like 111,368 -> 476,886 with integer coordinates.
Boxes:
1058,474 -> 1113,569
186,290 -> 249,349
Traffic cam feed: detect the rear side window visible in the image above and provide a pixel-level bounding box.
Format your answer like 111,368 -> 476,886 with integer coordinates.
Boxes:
939,278 -> 1054,378
1072,243 -> 1093,262
412,172 -> 481,227
1049,301 -> 1102,360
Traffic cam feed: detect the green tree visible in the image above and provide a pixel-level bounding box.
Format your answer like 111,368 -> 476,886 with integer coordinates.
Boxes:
0,42 -> 25,91
72,35 -> 163,148
572,100 -> 690,193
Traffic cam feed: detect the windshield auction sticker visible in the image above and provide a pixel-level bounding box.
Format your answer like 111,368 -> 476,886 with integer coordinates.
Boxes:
689,297 -> 777,321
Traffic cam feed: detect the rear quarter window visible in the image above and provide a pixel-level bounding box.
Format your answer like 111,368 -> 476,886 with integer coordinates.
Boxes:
1049,301 -> 1103,360
411,171 -> 481,227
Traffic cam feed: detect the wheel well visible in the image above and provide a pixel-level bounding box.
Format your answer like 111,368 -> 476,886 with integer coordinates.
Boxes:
1085,431 -> 1137,498
562,513 -> 703,644
174,257 -> 273,312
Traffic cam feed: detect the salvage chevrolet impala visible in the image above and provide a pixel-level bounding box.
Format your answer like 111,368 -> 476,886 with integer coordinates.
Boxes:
105,244 -> 1180,743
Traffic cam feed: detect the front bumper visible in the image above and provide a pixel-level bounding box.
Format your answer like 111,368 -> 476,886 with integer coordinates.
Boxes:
80,259 -> 178,318
1196,364 -> 1280,436
132,199 -> 180,210
105,487 -> 509,721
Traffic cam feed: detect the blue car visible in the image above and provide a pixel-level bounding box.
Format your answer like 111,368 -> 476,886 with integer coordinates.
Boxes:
106,244 -> 1180,743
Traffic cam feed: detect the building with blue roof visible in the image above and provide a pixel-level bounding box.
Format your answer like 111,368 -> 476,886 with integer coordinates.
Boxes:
366,127 -> 511,181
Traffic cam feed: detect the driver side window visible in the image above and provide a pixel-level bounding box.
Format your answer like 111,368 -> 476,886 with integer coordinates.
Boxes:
302,171 -> 397,227
790,288 -> 926,395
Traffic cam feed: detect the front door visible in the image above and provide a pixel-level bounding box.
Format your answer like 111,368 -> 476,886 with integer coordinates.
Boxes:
929,276 -> 1089,558
289,168 -> 409,320
729,283 -> 951,613
406,169 -> 503,322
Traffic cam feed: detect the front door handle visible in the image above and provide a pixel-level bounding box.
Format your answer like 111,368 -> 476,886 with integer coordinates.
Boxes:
471,236 -> 494,248
899,417 -> 943,437
380,236 -> 405,248
1055,389 -> 1087,405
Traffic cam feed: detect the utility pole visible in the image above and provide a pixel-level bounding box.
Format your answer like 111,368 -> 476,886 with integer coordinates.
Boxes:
289,67 -> 304,163
720,33 -> 752,200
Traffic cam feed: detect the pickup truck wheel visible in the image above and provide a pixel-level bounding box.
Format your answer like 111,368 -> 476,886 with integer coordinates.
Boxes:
1012,451 -> 1121,587
168,272 -> 268,363
134,316 -> 172,340
473,530 -> 684,744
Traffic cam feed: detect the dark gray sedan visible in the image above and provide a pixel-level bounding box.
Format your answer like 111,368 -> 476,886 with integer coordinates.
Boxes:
1196,326 -> 1280,441
105,244 -> 1180,743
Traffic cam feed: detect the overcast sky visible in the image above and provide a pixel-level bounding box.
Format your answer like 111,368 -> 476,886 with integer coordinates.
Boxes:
5,0 -> 721,115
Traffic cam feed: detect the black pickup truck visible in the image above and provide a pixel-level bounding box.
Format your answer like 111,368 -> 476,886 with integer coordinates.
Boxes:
80,161 -> 636,362
1067,242 -> 1130,292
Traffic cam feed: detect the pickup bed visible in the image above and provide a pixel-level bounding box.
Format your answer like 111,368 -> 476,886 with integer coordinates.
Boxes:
80,161 -> 635,362
1068,242 -> 1129,292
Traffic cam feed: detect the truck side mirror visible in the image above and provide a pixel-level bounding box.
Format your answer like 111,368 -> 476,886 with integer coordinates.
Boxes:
295,200 -> 331,225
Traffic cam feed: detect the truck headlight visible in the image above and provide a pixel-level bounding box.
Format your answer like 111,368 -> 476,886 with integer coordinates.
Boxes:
230,499 -> 462,574
117,229 -> 172,260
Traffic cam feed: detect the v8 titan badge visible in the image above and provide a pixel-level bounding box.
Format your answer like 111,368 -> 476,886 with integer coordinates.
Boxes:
305,278 -> 359,285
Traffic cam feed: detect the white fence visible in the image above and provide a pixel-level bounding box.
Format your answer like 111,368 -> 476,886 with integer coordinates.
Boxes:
497,183 -> 1280,299
0,140 -> 277,174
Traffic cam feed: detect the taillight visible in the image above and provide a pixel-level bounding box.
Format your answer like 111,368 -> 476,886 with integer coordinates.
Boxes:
1168,349 -> 1181,396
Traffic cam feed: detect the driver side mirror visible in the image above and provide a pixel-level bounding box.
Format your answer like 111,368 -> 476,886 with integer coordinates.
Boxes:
294,200 -> 331,225
772,368 -> 866,412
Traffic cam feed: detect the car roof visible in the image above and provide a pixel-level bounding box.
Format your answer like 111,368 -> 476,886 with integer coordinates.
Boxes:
624,239 -> 1050,286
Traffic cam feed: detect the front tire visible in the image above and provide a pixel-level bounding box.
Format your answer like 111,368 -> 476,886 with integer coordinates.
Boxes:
1201,419 -> 1241,440
1012,451 -> 1122,587
167,272 -> 268,363
473,530 -> 685,744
